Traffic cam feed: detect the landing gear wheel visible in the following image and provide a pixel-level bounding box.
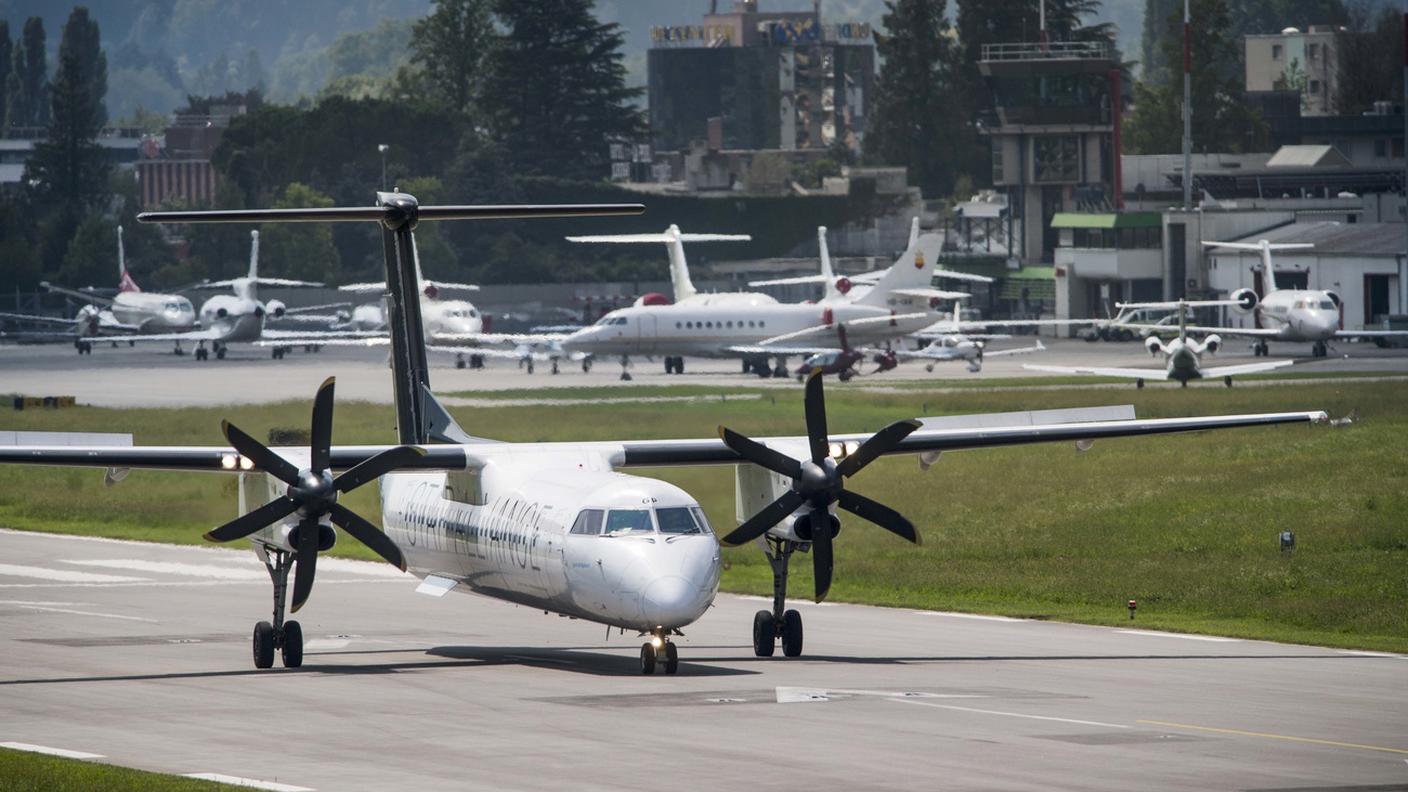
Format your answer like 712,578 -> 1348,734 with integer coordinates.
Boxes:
752,610 -> 777,657
663,641 -> 679,675
281,620 -> 303,668
640,642 -> 657,675
1313,341 -> 1327,358
1136,379 -> 1145,389
253,621 -> 275,669
1224,376 -> 1233,388
455,355 -> 466,369
772,365 -> 788,378
551,360 -> 560,375
781,609 -> 803,657
216,347 -> 226,360
664,357 -> 674,374
675,357 -> 684,375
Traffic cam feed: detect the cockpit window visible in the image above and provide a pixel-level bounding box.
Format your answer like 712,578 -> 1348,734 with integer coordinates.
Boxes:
689,507 -> 712,535
604,509 -> 652,535
569,509 -> 604,535
656,507 -> 706,535
1318,300 -> 1335,310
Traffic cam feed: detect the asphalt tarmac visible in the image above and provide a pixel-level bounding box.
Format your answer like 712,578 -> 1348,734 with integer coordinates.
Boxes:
1,528 -> 1404,791
1,336 -> 1405,407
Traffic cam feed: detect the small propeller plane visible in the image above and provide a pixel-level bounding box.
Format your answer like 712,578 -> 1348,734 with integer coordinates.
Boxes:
0,193 -> 1327,675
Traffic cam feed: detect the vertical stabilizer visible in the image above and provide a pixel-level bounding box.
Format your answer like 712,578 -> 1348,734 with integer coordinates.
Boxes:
377,193 -> 432,445
907,217 -> 919,250
818,226 -> 839,300
115,226 -> 140,293
1257,241 -> 1279,293
856,234 -> 943,307
663,225 -> 697,301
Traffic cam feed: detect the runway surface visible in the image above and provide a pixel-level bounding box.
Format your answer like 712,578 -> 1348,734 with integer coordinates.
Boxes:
2,337 -> 1406,406
2,529 -> 1404,791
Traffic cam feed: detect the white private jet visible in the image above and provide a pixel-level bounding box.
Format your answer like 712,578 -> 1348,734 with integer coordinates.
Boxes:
0,194 -> 1327,675
132,230 -> 361,359
1154,239 -> 1408,358
0,225 -> 198,353
1025,299 -> 1296,388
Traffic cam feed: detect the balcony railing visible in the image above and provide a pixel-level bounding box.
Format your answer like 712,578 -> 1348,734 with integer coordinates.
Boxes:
980,41 -> 1111,62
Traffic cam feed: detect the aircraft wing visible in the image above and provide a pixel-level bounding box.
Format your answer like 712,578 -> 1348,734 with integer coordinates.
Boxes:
0,311 -> 77,327
981,341 -> 1046,358
0,443 -> 467,474
609,410 -> 1325,467
40,282 -> 115,305
430,331 -> 570,345
748,274 -> 830,288
756,313 -> 931,346
423,280 -> 480,292
1200,359 -> 1295,378
254,337 -> 387,348
282,302 -> 352,315
958,318 -> 1100,330
259,328 -> 385,340
727,344 -> 842,356
1120,322 -> 1282,338
889,287 -> 971,301
1022,363 -> 1170,381
933,269 -> 995,284
339,282 -> 387,293
1334,329 -> 1408,339
119,328 -> 227,342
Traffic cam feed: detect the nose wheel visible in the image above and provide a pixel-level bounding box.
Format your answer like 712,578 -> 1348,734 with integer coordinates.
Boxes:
640,629 -> 680,675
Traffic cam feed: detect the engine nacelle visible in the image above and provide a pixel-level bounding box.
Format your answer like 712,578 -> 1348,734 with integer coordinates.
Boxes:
216,306 -> 230,319
1231,288 -> 1258,313
1324,290 -> 1341,309
1145,335 -> 1164,356
266,299 -> 287,318
273,522 -> 336,554
1203,334 -> 1222,354
792,512 -> 840,542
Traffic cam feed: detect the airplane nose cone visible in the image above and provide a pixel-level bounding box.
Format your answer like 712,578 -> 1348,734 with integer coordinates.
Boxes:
642,575 -> 700,626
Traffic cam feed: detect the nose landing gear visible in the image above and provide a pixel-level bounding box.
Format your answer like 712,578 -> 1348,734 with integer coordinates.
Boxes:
639,627 -> 680,675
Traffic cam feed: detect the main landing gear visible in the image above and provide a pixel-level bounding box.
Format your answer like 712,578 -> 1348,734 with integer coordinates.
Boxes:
663,356 -> 685,374
752,536 -> 805,658
252,547 -> 303,669
1312,340 -> 1329,358
1252,340 -> 1270,357
75,339 -> 93,355
639,627 -> 680,675
618,354 -> 633,381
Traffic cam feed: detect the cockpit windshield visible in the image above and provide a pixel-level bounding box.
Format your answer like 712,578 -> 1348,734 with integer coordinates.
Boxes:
603,509 -> 653,535
1318,300 -> 1335,310
656,507 -> 709,535
572,507 -> 712,536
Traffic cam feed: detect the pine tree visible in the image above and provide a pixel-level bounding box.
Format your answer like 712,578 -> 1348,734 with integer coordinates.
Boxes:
0,22 -> 11,131
408,0 -> 495,116
483,0 -> 643,181
27,8 -> 110,211
5,17 -> 48,129
867,0 -> 969,197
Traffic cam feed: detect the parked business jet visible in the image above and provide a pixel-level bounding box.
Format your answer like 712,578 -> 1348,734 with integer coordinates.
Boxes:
0,193 -> 1325,675
1026,299 -> 1295,387
0,225 -> 198,353
1142,239 -> 1408,358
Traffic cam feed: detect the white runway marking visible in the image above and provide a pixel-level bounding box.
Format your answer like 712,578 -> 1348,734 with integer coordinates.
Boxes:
0,579 -> 403,590
890,697 -> 1131,729
0,599 -> 95,606
0,741 -> 105,759
0,602 -> 158,623
182,774 -> 314,791
0,563 -> 149,583
914,611 -> 1027,622
62,559 -> 267,580
1116,629 -> 1239,642
1335,649 -> 1405,658
303,639 -> 350,651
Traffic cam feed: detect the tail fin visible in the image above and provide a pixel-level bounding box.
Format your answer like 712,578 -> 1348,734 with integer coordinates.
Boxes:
565,226 -> 750,303
818,226 -> 837,300
248,230 -> 260,280
855,233 -> 943,307
115,226 -> 140,293
907,217 -> 919,249
139,195 -> 642,444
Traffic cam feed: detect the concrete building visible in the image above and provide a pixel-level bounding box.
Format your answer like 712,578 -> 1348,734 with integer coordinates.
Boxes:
1245,27 -> 1338,117
647,1 -> 875,156
0,127 -> 144,193
134,104 -> 246,208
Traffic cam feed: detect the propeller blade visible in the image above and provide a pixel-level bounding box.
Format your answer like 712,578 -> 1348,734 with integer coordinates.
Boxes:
718,427 -> 802,479
222,421 -> 301,485
204,496 -> 299,543
329,503 -> 407,571
836,419 -> 922,479
721,490 -> 805,546
334,445 -> 427,493
811,514 -> 834,602
290,517 -> 320,613
837,490 -> 920,544
803,370 -> 829,465
309,376 -> 335,473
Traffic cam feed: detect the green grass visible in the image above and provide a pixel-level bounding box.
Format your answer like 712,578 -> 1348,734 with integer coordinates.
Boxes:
1,379 -> 1404,652
0,748 -> 243,791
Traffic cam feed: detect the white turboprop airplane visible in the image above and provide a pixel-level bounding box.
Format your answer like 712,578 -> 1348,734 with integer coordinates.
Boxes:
1143,239 -> 1408,358
566,224 -> 754,306
0,225 -> 198,353
1025,299 -> 1295,388
131,230 -> 359,360
0,193 -> 1327,674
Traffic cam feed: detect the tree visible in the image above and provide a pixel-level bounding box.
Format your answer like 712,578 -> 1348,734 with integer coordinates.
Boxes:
1124,0 -> 1267,154
27,8 -> 110,213
5,17 -> 48,130
261,182 -> 340,282
1335,1 -> 1403,115
482,0 -> 644,181
0,22 -> 11,131
407,0 -> 494,115
867,0 -> 969,198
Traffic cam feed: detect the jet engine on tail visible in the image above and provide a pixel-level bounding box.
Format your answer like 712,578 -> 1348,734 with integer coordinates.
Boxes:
1231,288 -> 1258,312
266,299 -> 287,319
1145,335 -> 1164,356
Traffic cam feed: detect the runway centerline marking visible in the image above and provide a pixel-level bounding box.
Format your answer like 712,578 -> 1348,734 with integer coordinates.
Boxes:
1116,629 -> 1239,642
0,741 -> 105,759
1136,720 -> 1408,755
891,697 -> 1130,729
0,602 -> 158,623
0,563 -> 149,584
182,773 -> 315,791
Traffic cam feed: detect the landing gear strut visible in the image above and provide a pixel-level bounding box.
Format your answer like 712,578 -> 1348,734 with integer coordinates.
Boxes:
1253,340 -> 1270,357
1312,340 -> 1328,358
752,536 -> 804,658
639,627 -> 680,675
619,354 -> 633,381
253,547 -> 303,669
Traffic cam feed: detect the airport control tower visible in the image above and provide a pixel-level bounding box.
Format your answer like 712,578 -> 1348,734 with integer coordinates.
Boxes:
979,41 -> 1121,265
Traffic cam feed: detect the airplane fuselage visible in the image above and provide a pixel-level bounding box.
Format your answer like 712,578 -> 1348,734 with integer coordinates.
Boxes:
198,293 -> 267,344
111,292 -> 198,333
1163,337 -> 1204,383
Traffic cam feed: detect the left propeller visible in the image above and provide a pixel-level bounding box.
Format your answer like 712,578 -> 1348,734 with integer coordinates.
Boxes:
205,376 -> 424,612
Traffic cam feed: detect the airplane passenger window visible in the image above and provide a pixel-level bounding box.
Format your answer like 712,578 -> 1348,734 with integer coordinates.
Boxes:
675,322 -> 681,328
726,321 -> 733,328
748,321 -> 755,327
759,321 -> 765,328
705,321 -> 713,328
570,509 -> 604,535
604,509 -> 653,535
656,507 -> 705,534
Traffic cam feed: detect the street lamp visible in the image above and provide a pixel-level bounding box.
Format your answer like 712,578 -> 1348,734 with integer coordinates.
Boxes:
377,144 -> 389,190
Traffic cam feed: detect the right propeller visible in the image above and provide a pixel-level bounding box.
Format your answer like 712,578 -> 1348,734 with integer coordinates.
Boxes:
718,370 -> 921,601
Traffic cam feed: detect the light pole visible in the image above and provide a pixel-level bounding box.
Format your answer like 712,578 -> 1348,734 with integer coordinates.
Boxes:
378,144 -> 389,190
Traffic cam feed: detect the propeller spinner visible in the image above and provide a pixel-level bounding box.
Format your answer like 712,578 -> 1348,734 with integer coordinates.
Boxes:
206,377 -> 423,612
718,371 -> 921,601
